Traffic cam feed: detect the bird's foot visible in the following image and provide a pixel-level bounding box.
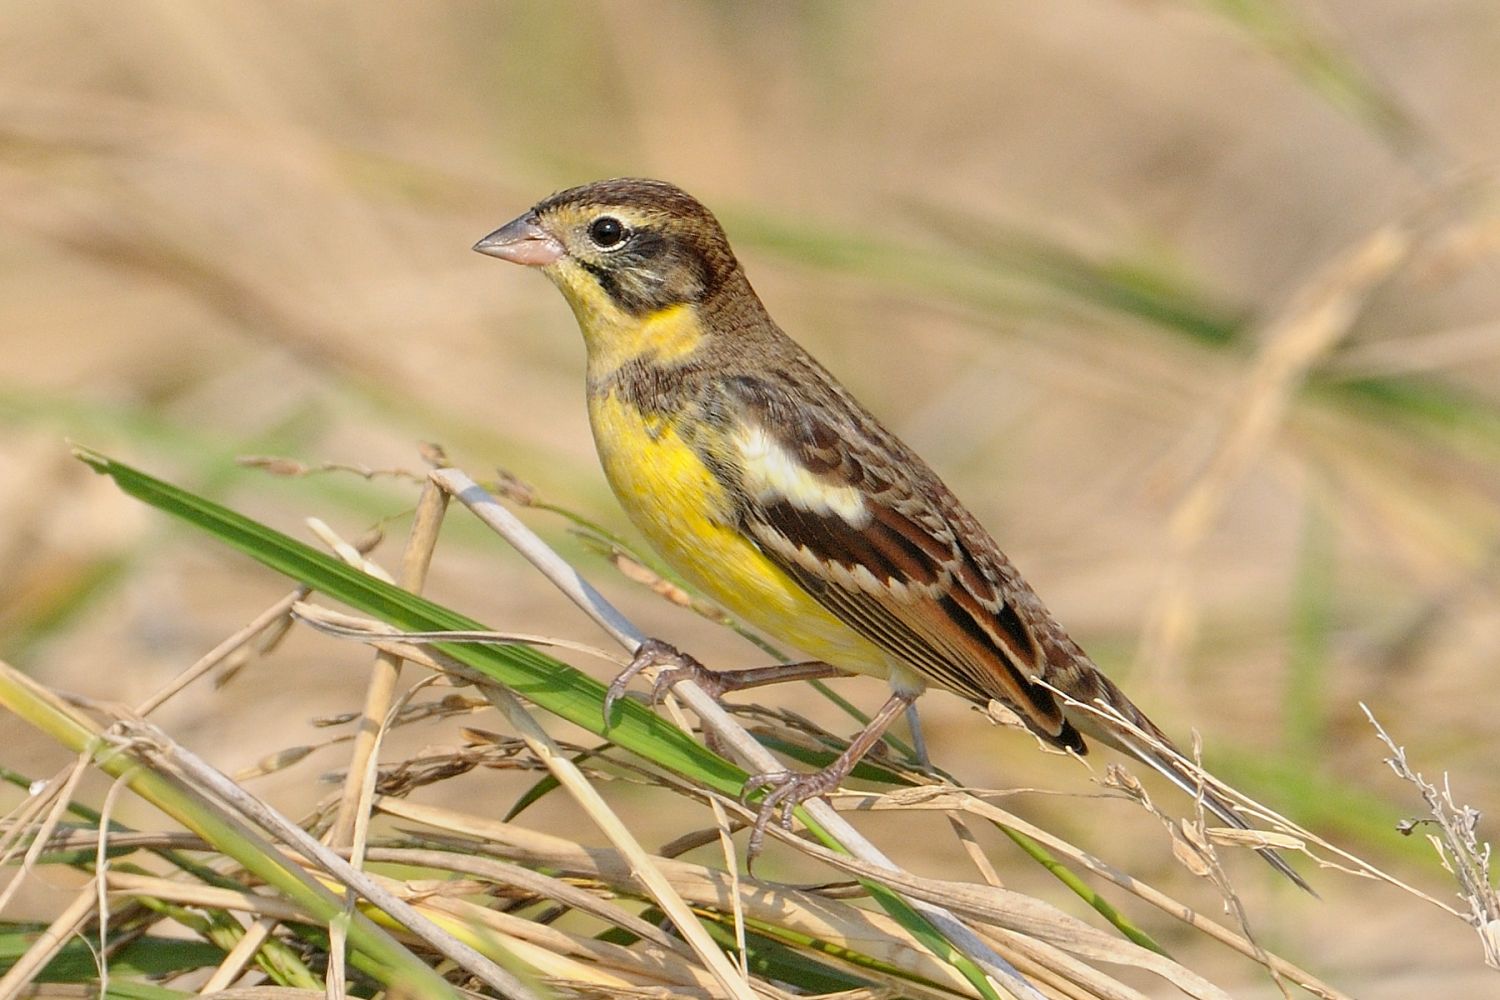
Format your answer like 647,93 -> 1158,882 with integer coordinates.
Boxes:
737,691 -> 916,863
741,764 -> 850,862
604,638 -> 722,726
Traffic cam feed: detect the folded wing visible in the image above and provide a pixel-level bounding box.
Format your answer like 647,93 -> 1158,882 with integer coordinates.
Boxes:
716,374 -> 1085,753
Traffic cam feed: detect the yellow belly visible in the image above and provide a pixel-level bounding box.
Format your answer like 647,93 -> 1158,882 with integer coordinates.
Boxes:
588,391 -> 893,677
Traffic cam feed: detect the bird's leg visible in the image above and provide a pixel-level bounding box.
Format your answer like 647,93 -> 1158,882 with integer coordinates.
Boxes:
603,638 -> 846,724
673,659 -> 847,700
741,690 -> 917,860
904,701 -> 933,773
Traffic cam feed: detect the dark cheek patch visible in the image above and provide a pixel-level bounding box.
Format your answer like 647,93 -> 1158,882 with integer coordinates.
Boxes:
630,229 -> 667,261
588,232 -> 710,315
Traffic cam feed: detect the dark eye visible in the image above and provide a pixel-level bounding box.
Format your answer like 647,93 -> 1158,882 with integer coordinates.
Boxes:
588,216 -> 627,249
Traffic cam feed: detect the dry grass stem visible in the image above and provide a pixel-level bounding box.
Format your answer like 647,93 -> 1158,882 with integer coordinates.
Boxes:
103,871 -> 305,923
972,924 -> 1150,1000
292,603 -> 626,667
199,916 -> 280,994
238,455 -> 427,483
136,589 -> 307,717
332,486 -> 449,1000
305,518 -> 395,584
662,694 -> 753,982
359,848 -> 688,955
0,749 -> 94,918
329,479 -> 448,851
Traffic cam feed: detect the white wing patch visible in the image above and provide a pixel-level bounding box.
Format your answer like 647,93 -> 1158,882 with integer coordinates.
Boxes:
733,425 -> 871,528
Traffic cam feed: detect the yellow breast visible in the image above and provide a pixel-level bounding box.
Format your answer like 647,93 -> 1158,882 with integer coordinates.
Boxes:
587,390 -> 892,677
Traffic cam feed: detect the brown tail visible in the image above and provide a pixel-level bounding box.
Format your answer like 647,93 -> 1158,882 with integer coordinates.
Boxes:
1066,675 -> 1316,895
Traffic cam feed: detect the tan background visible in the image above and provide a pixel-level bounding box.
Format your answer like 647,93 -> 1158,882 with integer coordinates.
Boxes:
3,2 -> 1499,995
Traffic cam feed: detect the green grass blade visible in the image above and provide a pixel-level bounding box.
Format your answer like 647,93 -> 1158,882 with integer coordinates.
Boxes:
995,828 -> 1168,956
0,931 -> 221,981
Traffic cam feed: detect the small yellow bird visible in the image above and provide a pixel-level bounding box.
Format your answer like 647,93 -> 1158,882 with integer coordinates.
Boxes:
475,178 -> 1308,889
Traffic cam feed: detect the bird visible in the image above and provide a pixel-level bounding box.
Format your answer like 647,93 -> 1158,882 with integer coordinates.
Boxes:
473,177 -> 1310,890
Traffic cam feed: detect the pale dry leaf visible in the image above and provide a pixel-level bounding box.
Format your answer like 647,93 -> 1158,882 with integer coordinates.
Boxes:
1205,828 -> 1307,852
1171,829 -> 1213,879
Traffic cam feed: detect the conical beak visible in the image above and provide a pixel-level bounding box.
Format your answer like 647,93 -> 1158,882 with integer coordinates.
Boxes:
473,212 -> 565,267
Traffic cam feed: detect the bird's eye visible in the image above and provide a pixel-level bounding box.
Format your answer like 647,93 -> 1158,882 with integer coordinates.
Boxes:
588,216 -> 627,249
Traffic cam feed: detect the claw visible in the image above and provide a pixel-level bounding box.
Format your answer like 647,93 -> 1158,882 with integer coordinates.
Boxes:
737,691 -> 917,864
742,767 -> 846,862
604,638 -> 714,727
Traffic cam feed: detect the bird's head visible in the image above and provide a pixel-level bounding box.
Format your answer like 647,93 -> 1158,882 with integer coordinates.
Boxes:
474,178 -> 744,330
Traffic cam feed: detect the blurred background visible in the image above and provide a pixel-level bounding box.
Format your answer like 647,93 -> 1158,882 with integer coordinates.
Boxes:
2,2 -> 1498,995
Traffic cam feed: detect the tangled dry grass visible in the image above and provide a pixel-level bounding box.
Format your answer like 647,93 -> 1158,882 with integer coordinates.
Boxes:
0,451 -> 1490,999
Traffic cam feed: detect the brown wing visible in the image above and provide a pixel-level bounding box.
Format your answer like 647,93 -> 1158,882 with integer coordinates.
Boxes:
714,375 -> 1085,753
